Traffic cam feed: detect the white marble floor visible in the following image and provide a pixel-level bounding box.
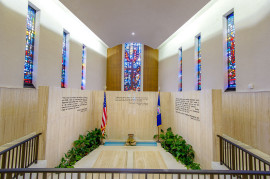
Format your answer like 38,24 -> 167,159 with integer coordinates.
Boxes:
74,143 -> 186,169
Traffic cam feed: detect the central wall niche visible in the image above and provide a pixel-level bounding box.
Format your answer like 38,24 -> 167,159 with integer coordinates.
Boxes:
104,91 -> 158,140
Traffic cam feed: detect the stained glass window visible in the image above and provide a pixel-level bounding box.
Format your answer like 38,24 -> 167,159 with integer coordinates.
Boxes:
24,6 -> 36,86
178,48 -> 183,92
124,43 -> 142,91
81,45 -> 86,90
227,12 -> 236,89
61,31 -> 68,88
197,35 -> 202,91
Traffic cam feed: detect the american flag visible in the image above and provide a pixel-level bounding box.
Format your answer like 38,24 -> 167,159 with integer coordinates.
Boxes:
101,92 -> 107,136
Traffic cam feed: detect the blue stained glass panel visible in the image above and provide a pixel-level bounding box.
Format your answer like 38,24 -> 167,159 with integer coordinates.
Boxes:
197,36 -> 202,91
81,45 -> 86,90
124,43 -> 142,91
178,48 -> 183,91
24,6 -> 36,85
227,12 -> 236,89
61,32 -> 67,88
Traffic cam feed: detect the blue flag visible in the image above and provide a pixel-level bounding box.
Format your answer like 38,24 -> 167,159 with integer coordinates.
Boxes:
157,92 -> 162,127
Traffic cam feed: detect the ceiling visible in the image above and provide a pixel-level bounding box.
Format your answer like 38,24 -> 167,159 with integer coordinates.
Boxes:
59,0 -> 210,48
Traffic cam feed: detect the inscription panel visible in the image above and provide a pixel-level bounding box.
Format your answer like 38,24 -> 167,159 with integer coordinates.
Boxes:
115,96 -> 149,106
61,96 -> 88,112
175,98 -> 200,121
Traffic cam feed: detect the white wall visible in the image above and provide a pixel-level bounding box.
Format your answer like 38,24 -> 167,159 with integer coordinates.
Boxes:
158,0 -> 270,92
0,0 -> 107,90
86,48 -> 107,90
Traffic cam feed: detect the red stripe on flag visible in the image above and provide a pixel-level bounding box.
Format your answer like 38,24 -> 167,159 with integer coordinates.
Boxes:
101,93 -> 107,136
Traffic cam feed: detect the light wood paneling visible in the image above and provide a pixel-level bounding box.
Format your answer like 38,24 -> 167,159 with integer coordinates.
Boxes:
0,88 -> 39,146
93,91 -> 159,140
160,92 -> 173,132
218,92 -> 270,156
143,45 -> 159,91
4,87 -> 268,170
45,87 -> 94,167
91,90 -> 223,168
90,91 -> 104,130
211,90 -> 223,162
106,44 -> 122,91
165,90 -> 222,169
105,91 -> 157,140
37,86 -> 50,159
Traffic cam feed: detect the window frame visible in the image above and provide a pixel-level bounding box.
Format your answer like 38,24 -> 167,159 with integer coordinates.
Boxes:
195,34 -> 202,91
178,47 -> 183,92
81,44 -> 87,90
61,30 -> 70,88
223,9 -> 236,92
23,3 -> 40,88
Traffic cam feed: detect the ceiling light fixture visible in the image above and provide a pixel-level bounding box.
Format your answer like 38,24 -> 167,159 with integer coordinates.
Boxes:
131,32 -> 135,36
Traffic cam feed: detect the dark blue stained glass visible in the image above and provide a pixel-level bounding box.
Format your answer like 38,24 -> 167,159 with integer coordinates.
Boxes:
124,43 -> 142,91
227,12 -> 236,89
178,48 -> 182,91
197,36 -> 202,91
61,32 -> 67,88
81,45 -> 86,90
24,6 -> 36,85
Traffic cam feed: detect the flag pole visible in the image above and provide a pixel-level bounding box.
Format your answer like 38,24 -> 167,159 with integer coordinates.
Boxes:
101,85 -> 107,145
157,87 -> 161,143
158,126 -> 160,142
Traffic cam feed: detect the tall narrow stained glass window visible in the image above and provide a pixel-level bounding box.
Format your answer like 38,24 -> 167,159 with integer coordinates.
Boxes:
227,12 -> 236,89
24,6 -> 36,87
124,43 -> 142,91
197,35 -> 202,91
81,45 -> 86,90
61,31 -> 68,88
178,48 -> 183,91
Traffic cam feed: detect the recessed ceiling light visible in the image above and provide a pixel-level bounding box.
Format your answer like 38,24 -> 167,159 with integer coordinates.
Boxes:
131,32 -> 135,36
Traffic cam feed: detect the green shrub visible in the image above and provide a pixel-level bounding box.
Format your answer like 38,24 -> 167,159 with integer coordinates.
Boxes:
56,128 -> 105,168
154,127 -> 200,170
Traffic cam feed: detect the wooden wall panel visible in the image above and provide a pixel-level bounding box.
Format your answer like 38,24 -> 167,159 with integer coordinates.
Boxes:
45,87 -> 94,167
0,88 -> 40,146
4,87 -> 268,169
90,90 -> 222,169
165,90 -> 222,169
37,86 -> 49,159
106,44 -> 122,91
143,45 -> 159,91
218,92 -> 270,156
160,92 -> 173,132
93,91 -> 159,140
90,91 -> 104,130
211,90 -> 223,162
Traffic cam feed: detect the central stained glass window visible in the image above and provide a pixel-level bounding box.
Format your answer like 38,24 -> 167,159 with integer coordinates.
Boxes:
124,43 -> 142,91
